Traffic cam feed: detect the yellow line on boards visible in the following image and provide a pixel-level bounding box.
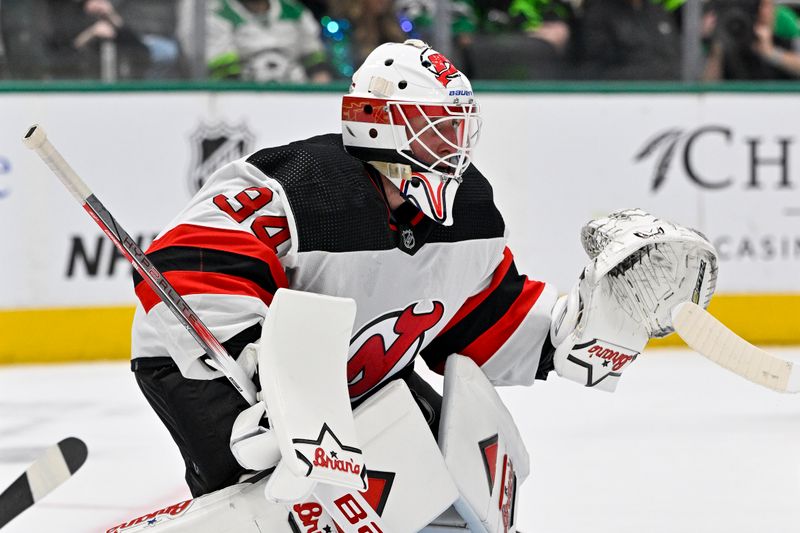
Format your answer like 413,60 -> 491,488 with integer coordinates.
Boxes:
0,294 -> 798,364
0,306 -> 135,364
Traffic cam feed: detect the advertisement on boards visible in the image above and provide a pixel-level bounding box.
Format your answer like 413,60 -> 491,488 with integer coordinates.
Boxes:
0,92 -> 797,312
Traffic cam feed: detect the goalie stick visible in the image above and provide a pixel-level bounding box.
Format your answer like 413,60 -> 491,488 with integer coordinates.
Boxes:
0,437 -> 88,528
23,124 -> 256,405
672,302 -> 800,393
24,125 -> 384,532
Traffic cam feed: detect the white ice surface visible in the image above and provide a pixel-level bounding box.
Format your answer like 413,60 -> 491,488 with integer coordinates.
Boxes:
1,348 -> 800,533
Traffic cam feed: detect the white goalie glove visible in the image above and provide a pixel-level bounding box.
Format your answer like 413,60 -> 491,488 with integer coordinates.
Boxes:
551,208 -> 718,391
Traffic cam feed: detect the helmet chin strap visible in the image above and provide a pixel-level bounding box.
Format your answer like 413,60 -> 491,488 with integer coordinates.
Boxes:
369,161 -> 412,183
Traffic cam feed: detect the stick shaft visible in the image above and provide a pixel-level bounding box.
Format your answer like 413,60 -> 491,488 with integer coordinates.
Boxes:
24,125 -> 257,404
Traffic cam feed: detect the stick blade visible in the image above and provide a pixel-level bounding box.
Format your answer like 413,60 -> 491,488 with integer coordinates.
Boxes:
57,437 -> 89,474
673,302 -> 794,393
0,437 -> 88,528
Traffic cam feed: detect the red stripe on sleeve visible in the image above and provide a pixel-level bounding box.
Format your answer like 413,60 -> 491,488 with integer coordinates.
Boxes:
135,271 -> 278,313
438,247 -> 514,336
146,223 -> 288,292
460,278 -> 546,367
148,224 -> 275,262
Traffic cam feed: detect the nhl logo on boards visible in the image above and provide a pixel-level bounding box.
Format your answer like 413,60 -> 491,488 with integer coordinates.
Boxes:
187,122 -> 255,194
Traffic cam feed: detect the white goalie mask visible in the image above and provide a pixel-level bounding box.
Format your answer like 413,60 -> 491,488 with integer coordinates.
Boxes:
342,40 -> 481,225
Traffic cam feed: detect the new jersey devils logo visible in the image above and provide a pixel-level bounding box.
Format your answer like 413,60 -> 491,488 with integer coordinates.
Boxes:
423,51 -> 460,87
348,301 -> 445,399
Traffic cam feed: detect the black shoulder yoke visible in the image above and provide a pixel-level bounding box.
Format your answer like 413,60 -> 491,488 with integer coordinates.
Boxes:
246,133 -> 394,252
246,133 -> 505,253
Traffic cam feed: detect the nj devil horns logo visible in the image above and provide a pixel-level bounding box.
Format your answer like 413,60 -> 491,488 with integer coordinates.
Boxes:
421,50 -> 460,87
347,301 -> 445,399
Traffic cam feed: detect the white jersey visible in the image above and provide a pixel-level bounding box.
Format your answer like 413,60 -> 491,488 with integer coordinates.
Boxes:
131,134 -> 557,400
203,0 -> 326,82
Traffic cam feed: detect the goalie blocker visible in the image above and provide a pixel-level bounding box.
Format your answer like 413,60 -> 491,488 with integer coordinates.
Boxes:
550,209 -> 719,392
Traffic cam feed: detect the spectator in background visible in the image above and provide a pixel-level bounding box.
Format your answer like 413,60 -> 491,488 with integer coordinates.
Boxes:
396,0 -> 477,44
396,0 -> 476,68
191,0 -> 332,83
703,0 -> 800,80
531,17 -> 571,56
116,0 -> 182,79
579,0 -> 682,80
299,0 -> 328,22
325,0 -> 408,78
1,0 -> 57,79
0,0 -> 7,79
446,0 -> 575,80
44,0 -> 150,79
773,2 -> 800,43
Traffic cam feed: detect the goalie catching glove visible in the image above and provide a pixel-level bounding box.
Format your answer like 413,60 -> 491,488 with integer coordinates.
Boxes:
550,208 -> 718,391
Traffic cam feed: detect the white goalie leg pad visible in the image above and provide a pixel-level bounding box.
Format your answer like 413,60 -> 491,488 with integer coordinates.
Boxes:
117,380 -> 458,533
288,379 -> 460,532
436,354 -> 530,533
356,380 -> 460,530
105,478 -> 294,533
421,507 -> 471,532
552,208 -> 719,392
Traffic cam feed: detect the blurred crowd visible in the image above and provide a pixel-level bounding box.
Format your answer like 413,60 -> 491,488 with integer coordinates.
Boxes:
0,0 -> 799,83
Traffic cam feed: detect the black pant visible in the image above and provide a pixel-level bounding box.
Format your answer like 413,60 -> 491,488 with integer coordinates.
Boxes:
134,362 -> 442,497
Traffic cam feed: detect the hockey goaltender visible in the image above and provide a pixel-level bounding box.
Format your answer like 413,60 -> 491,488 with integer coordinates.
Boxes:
120,40 -> 718,532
